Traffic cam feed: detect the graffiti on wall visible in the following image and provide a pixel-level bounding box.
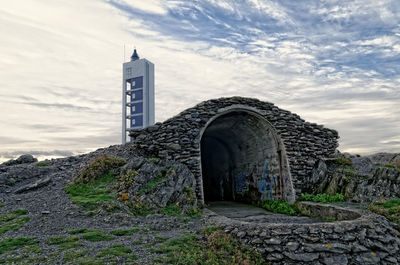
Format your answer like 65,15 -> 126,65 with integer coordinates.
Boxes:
234,172 -> 248,194
258,161 -> 279,201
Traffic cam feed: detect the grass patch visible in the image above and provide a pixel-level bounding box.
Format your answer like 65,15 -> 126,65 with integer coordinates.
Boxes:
36,161 -> 50,167
256,200 -> 299,216
65,171 -> 116,211
47,236 -> 79,245
301,193 -> 345,204
97,244 -> 137,261
0,209 -> 28,224
63,249 -> 90,262
160,204 -> 182,217
0,237 -> 37,255
368,198 -> 400,225
81,230 -> 114,242
132,239 -> 143,245
335,157 -> 352,166
152,228 -> 264,264
384,163 -> 396,169
68,228 -> 91,234
0,209 -> 30,235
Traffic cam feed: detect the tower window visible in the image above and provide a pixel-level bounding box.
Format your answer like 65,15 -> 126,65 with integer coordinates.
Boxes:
132,106 -> 136,112
126,67 -> 132,75
132,119 -> 136,125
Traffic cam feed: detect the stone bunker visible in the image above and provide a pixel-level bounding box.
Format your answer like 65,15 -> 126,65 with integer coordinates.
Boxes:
130,97 -> 339,204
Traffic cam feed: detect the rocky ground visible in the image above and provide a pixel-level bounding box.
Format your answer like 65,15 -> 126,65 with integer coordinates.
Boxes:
0,148 -> 399,264
0,147 -> 205,264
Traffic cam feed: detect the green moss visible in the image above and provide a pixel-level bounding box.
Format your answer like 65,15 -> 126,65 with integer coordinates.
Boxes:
81,230 -> 114,242
300,193 -> 345,203
384,163 -> 396,169
256,200 -> 299,216
152,228 -> 264,265
65,171 -> 116,211
0,237 -> 37,255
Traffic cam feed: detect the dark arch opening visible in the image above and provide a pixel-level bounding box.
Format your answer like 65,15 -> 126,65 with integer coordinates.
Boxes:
200,110 -> 284,203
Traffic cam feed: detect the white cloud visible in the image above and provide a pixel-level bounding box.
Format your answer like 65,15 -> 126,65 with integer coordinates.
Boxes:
112,0 -> 167,14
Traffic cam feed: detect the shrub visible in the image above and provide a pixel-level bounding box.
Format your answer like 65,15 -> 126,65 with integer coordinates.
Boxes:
368,198 -> 400,225
301,193 -> 345,203
335,157 -> 352,166
74,155 -> 126,184
36,161 -> 50,167
256,200 -> 299,216
152,228 -> 264,264
116,170 -> 138,190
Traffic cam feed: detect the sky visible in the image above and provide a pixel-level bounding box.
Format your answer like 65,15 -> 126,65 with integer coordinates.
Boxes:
0,0 -> 399,162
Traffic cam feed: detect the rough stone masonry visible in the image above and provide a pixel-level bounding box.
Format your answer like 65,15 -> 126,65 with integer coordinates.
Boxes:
129,96 -> 339,203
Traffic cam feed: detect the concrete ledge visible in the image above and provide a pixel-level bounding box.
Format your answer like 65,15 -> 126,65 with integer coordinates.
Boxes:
295,201 -> 362,221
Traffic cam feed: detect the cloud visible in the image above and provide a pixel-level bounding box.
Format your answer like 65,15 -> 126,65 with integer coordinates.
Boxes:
0,0 -> 399,161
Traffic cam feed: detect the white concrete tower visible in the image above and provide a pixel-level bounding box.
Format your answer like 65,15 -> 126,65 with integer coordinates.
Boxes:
122,49 -> 155,144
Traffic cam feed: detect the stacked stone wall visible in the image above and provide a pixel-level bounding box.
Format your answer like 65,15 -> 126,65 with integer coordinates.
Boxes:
206,206 -> 400,264
130,97 -> 339,198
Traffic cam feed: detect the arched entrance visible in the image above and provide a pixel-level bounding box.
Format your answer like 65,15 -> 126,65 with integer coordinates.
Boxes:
200,109 -> 293,203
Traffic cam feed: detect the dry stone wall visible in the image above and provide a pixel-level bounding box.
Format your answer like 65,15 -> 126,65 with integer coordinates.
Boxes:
130,97 -> 339,199
206,205 -> 400,265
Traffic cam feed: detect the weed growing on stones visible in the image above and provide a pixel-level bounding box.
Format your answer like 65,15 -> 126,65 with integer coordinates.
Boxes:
36,161 -> 50,167
74,155 -> 126,184
335,157 -> 353,167
301,193 -> 345,204
151,228 -> 265,265
256,200 -> 299,216
368,198 -> 400,225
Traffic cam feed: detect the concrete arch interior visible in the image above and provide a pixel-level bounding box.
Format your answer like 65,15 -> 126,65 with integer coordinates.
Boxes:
200,111 -> 284,203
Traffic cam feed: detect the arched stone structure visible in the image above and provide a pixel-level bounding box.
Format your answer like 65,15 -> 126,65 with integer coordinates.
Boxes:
129,97 -> 339,202
199,108 -> 295,203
